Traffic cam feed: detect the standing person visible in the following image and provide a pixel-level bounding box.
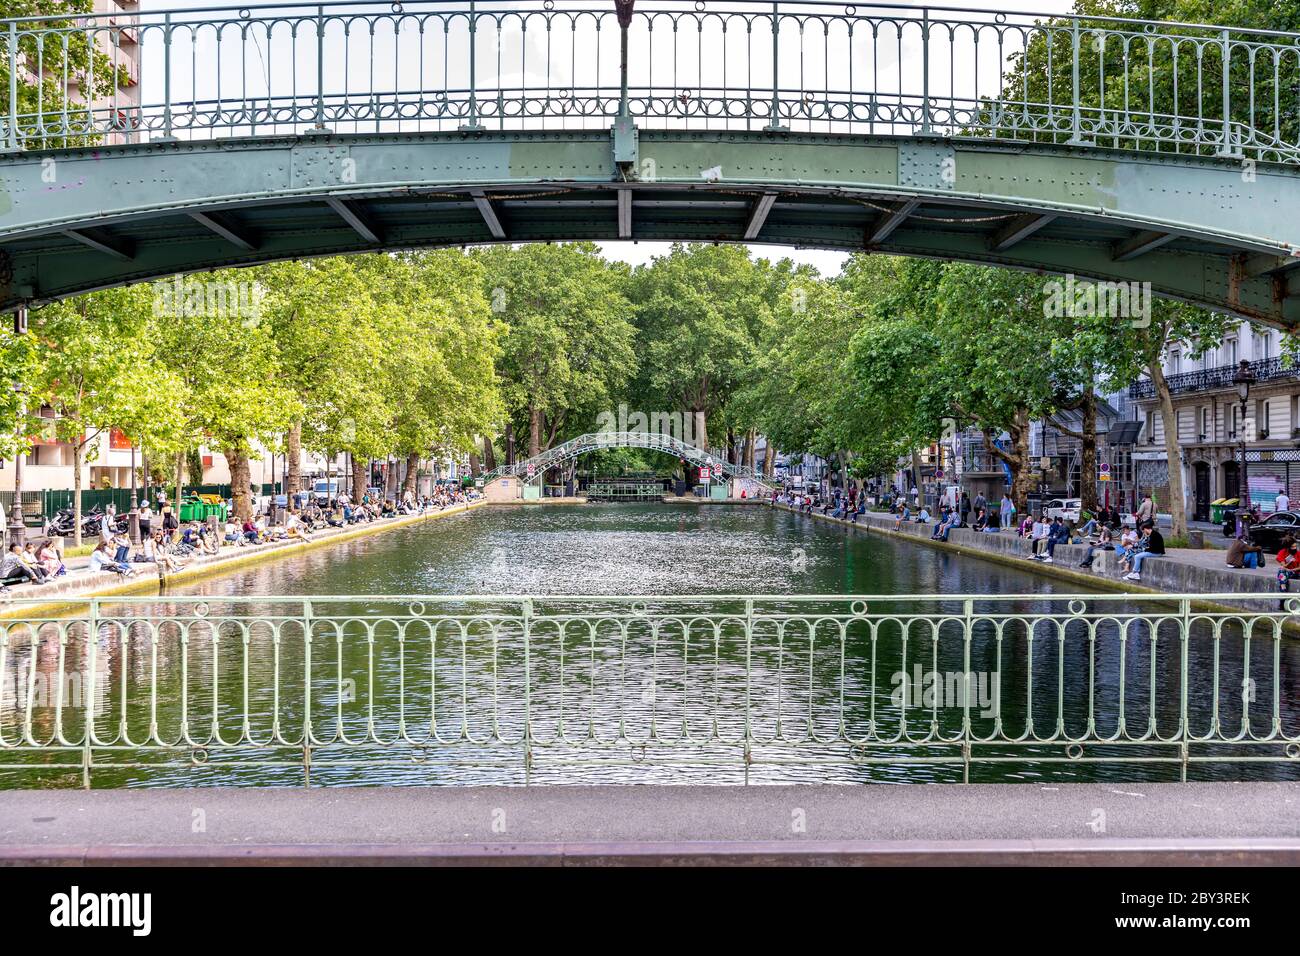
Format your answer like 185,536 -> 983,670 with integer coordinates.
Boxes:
973,492 -> 987,518
960,491 -> 971,527
999,493 -> 1016,531
138,501 -> 154,538
162,505 -> 179,541
1136,492 -> 1155,526
1277,488 -> 1291,513
99,503 -> 117,540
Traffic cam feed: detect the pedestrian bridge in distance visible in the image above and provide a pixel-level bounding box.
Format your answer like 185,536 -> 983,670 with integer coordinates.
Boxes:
2,1 -> 1299,326
483,431 -> 772,490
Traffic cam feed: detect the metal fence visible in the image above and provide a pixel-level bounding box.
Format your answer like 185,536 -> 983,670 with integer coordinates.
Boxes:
3,2 -> 1298,162
2,593 -> 1300,787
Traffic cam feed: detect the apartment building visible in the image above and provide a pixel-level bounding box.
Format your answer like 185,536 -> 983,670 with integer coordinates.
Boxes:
1129,321 -> 1299,520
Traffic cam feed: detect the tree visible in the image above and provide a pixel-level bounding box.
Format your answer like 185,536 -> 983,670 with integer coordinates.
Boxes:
477,243 -> 635,460
628,244 -> 774,451
147,275 -> 297,521
31,286 -> 183,544
998,0 -> 1297,156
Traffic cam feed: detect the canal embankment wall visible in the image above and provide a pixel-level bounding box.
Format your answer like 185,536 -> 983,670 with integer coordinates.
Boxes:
772,502 -> 1280,599
0,499 -> 489,617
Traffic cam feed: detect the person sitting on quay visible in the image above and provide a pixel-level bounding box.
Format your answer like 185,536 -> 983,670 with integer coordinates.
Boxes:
143,530 -> 186,574
893,502 -> 910,531
1029,514 -> 1052,558
241,518 -> 264,545
1017,513 -> 1035,538
89,539 -> 134,577
111,530 -> 134,565
1115,525 -> 1140,574
35,539 -> 65,578
327,505 -> 346,529
1123,520 -> 1165,582
1276,536 -> 1300,593
1040,517 -> 1072,564
1,543 -> 48,587
914,505 -> 931,524
223,518 -> 241,546
286,511 -> 313,540
1078,524 -> 1115,569
1226,532 -> 1264,570
932,508 -> 960,542
972,507 -> 991,533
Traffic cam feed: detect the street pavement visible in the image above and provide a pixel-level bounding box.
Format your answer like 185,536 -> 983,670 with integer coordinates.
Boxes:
3,783 -> 1299,864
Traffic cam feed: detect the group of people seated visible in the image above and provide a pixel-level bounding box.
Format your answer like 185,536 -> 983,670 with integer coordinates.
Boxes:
0,539 -> 67,589
1075,519 -> 1165,581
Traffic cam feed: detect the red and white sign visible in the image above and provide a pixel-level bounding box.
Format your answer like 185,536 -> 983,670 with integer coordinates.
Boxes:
700,467 -> 712,481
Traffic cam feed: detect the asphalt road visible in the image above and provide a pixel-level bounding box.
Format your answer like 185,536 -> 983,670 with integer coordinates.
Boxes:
3,783 -> 1300,864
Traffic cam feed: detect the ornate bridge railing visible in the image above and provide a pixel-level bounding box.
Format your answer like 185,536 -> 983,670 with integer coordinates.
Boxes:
3,2 -> 1298,162
482,430 -> 772,486
2,593 -> 1299,786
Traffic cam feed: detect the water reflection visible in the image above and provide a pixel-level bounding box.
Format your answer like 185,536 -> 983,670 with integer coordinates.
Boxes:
3,505 -> 1299,786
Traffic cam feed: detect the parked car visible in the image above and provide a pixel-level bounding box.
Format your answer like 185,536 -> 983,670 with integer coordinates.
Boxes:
311,478 -> 340,503
1243,510 -> 1300,552
1044,498 -> 1082,522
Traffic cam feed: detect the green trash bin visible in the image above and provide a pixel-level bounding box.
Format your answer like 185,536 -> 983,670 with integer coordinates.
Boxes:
178,496 -> 203,522
1209,498 -> 1228,524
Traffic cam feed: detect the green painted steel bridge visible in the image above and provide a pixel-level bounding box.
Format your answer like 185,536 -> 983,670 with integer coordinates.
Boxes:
1,1 -> 1299,324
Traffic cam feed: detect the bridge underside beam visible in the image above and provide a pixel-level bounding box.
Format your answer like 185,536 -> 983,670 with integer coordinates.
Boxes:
1,130 -> 1298,326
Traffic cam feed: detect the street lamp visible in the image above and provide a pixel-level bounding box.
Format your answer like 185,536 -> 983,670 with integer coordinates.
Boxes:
1233,358 -> 1255,507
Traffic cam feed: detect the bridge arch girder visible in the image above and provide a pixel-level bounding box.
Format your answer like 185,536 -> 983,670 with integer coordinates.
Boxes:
1,130 -> 1297,325
485,431 -> 770,488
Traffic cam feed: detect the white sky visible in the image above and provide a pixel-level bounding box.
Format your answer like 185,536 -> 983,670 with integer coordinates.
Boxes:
121,0 -> 1075,274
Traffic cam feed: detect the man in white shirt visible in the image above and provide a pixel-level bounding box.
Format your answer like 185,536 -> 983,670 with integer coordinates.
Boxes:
1277,491 -> 1291,512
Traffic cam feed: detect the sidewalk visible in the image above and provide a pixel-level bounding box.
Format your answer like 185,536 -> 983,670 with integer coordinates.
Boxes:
3,783 -> 1297,865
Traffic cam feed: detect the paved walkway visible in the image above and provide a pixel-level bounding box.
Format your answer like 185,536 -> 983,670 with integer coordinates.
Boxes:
2,783 -> 1299,864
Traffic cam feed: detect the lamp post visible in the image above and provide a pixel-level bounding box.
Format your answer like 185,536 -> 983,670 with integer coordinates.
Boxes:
128,440 -> 140,545
1233,358 -> 1255,512
8,304 -> 28,548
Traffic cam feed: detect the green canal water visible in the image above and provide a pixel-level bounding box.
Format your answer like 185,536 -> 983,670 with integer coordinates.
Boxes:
4,503 -> 1299,787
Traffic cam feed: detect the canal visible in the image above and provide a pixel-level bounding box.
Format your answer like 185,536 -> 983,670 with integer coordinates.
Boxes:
4,503 -> 1298,787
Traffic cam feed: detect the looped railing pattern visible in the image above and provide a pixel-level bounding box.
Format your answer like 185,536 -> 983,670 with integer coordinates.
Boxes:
3,2 -> 1298,163
2,593 -> 1299,785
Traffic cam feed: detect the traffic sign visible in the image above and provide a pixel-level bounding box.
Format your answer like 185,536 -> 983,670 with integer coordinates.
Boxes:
700,467 -> 711,481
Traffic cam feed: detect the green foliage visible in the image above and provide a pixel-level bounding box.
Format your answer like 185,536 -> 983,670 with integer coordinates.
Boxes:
2,1 -> 127,149
476,243 -> 634,453
998,0 -> 1297,152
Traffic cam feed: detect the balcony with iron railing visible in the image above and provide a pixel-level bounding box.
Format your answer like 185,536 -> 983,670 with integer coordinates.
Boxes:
1128,356 -> 1300,400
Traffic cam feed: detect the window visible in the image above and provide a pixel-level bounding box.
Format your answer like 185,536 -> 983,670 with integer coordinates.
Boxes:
1224,337 -> 1238,365
1258,399 -> 1271,439
1169,350 -> 1182,374
1255,330 -> 1271,360
1229,404 -> 1239,439
1145,410 -> 1155,443
1200,407 -> 1211,441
